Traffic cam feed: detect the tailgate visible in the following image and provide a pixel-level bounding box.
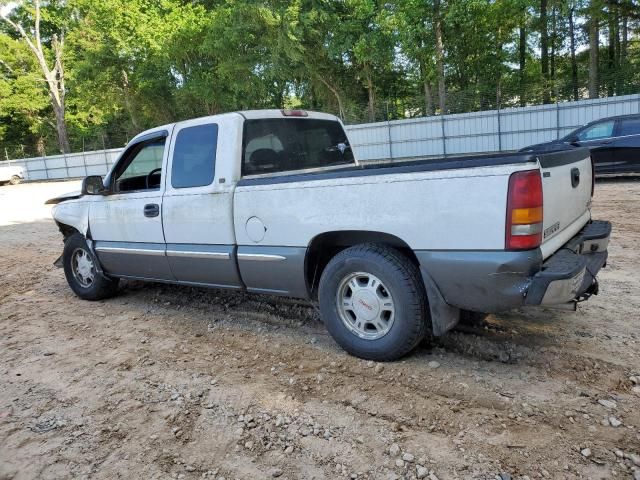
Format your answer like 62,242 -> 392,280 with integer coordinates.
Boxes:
538,148 -> 593,259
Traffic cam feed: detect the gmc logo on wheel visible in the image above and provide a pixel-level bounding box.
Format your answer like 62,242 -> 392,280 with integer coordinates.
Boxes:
358,299 -> 373,311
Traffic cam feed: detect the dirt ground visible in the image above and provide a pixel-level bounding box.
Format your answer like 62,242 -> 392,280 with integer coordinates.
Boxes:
1,179 -> 639,480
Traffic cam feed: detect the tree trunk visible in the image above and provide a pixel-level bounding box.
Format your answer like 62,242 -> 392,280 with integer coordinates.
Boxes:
52,98 -> 70,153
420,60 -> 434,116
614,4 -> 621,94
122,70 -> 140,131
317,75 -> 345,120
519,26 -> 526,107
540,0 -> 550,104
423,78 -> 434,116
569,7 -> 579,101
621,14 -> 628,62
607,7 -> 616,96
366,70 -> 375,123
434,0 -> 446,113
588,14 -> 599,99
550,5 -> 556,87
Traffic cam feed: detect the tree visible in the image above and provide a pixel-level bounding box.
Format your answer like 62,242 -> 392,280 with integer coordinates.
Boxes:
587,0 -> 602,98
1,0 -> 70,152
568,4 -> 579,100
539,0 -> 551,103
433,0 -> 446,113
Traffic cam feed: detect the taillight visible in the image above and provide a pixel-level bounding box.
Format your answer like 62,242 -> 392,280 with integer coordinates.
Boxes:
281,109 -> 308,117
505,169 -> 543,250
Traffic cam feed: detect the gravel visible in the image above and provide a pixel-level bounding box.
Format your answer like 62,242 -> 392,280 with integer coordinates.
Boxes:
597,399 -> 617,409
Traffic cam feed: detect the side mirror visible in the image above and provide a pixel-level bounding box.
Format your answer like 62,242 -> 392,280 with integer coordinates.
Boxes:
81,175 -> 106,195
567,136 -> 580,145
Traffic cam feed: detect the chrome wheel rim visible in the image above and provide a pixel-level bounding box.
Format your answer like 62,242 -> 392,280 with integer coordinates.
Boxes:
336,272 -> 395,340
71,248 -> 95,288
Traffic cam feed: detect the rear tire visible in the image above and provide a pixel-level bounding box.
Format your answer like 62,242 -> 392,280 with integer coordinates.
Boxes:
9,175 -> 21,185
63,233 -> 119,300
318,244 -> 429,361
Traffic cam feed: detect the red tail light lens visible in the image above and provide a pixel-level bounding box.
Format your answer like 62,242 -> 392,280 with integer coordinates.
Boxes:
506,169 -> 544,250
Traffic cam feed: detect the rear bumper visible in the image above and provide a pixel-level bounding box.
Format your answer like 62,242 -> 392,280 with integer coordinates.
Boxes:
524,220 -> 610,305
415,219 -> 611,314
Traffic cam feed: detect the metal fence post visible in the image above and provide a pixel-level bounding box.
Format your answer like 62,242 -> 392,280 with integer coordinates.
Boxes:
440,114 -> 447,157
82,137 -> 88,177
385,101 -> 394,160
497,106 -> 502,152
63,151 -> 69,179
43,152 -> 49,180
556,101 -> 561,139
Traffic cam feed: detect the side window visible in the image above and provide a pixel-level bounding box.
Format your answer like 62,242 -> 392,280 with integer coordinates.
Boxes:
617,118 -> 640,137
242,119 -> 354,176
171,124 -> 218,189
114,139 -> 166,193
577,120 -> 615,141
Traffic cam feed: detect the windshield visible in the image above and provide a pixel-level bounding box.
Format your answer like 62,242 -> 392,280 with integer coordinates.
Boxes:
242,118 -> 354,176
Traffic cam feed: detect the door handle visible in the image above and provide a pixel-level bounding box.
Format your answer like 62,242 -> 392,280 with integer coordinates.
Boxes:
599,140 -> 612,145
143,203 -> 160,218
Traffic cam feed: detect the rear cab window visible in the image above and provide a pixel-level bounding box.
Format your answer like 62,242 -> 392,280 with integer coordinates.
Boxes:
242,118 -> 354,176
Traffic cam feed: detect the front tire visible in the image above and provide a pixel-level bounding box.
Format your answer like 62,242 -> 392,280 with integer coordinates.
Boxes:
318,244 -> 429,361
9,175 -> 21,185
63,233 -> 119,300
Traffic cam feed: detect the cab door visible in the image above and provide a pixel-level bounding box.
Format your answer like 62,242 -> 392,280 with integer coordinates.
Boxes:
90,130 -> 174,280
611,116 -> 640,174
573,119 -> 617,174
162,117 -> 242,288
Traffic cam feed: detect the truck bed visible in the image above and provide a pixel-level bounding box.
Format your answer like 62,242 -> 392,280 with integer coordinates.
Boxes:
238,147 -> 587,186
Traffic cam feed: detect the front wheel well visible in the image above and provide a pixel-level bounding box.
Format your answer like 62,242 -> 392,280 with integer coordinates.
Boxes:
305,231 -> 420,298
56,222 -> 80,242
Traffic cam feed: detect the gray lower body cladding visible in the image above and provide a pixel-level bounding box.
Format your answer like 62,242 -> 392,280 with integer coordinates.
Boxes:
416,220 -> 611,317
415,249 -> 542,314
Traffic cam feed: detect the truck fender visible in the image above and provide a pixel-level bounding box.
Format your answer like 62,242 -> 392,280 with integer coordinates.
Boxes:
419,266 -> 460,336
52,201 -> 90,237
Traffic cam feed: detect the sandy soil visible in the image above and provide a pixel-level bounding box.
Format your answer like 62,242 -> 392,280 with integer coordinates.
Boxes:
0,179 -> 639,480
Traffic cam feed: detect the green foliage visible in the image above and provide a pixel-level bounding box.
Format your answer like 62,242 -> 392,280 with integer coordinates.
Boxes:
1,0 -> 639,157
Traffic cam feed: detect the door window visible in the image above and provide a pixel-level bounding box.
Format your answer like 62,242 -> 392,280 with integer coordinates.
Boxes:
577,120 -> 615,141
617,118 -> 640,137
114,139 -> 166,193
171,124 -> 218,188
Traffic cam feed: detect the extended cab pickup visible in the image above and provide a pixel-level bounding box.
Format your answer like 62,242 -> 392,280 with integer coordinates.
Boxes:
48,110 -> 612,360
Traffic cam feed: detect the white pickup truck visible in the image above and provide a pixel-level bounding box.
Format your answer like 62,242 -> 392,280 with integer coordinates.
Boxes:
47,110 -> 611,360
0,164 -> 24,185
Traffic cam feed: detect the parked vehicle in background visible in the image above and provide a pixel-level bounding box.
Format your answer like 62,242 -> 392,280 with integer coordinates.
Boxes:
0,164 -> 24,185
47,109 -> 611,361
520,114 -> 640,175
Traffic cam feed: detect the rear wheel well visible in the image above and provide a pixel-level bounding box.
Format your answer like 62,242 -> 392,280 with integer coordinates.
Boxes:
305,231 -> 420,298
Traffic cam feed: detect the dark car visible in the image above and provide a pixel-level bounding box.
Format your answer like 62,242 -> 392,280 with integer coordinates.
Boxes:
520,114 -> 640,175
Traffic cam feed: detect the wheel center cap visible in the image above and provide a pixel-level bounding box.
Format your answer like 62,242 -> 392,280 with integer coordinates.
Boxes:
77,257 -> 92,278
352,290 -> 380,321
